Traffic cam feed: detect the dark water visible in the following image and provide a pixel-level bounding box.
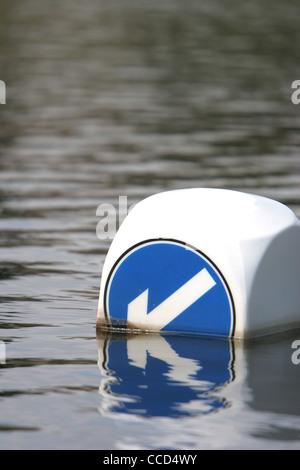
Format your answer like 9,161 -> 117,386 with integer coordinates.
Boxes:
1,0 -> 300,449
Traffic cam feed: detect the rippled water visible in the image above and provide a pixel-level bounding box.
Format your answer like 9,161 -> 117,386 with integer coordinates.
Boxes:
1,0 -> 300,449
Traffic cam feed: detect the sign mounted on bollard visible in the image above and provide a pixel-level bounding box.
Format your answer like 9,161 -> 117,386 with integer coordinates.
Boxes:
104,239 -> 235,337
97,188 -> 300,339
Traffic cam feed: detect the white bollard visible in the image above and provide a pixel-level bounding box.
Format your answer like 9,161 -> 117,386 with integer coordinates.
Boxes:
97,188 -> 300,339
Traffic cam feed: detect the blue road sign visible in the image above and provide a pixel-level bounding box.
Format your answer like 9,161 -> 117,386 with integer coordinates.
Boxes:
104,239 -> 235,337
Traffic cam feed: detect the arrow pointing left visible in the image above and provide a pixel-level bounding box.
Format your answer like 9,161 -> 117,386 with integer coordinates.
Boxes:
127,268 -> 216,331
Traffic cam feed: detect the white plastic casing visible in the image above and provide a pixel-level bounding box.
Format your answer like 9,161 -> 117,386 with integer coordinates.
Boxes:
97,188 -> 300,339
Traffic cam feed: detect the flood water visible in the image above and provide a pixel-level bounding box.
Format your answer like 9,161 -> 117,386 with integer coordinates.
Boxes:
1,0 -> 300,450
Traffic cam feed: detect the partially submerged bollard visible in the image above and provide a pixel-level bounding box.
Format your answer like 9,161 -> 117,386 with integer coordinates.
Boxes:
97,188 -> 300,339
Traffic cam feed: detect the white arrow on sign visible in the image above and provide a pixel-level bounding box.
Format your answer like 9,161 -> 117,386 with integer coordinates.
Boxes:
127,268 -> 216,330
127,335 -> 202,387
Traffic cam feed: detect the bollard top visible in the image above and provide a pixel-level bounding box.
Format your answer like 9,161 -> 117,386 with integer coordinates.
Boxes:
98,188 -> 300,339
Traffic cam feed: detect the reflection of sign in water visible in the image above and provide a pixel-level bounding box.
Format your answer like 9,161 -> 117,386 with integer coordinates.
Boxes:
97,331 -> 234,418
105,240 -> 235,337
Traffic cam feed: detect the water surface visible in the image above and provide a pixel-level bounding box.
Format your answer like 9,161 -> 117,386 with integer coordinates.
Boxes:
1,0 -> 300,449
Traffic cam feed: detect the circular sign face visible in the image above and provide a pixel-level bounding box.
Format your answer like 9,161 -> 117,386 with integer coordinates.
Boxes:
104,239 -> 235,337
